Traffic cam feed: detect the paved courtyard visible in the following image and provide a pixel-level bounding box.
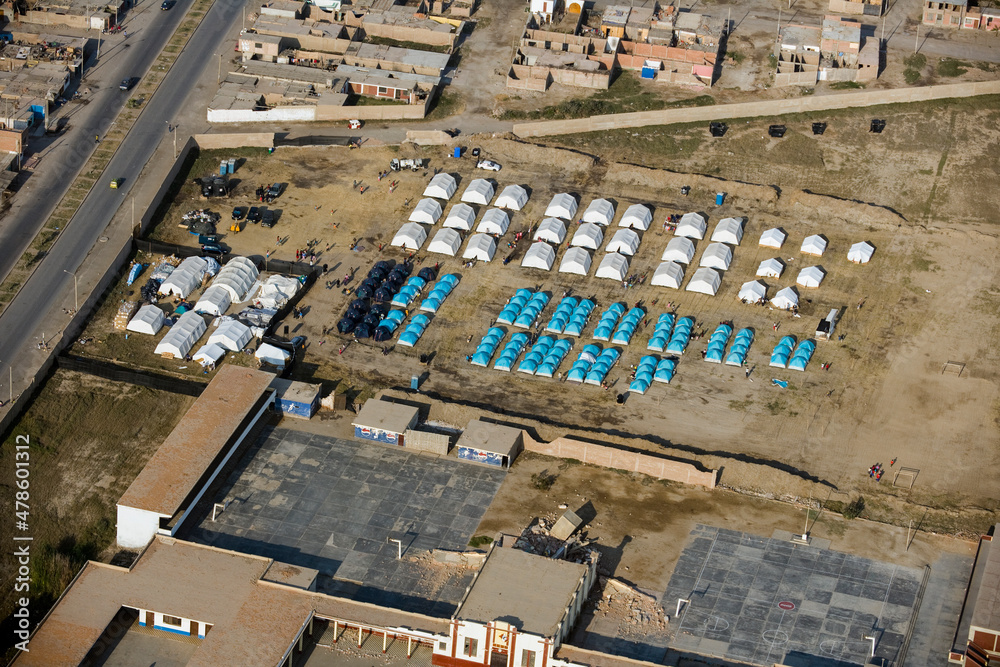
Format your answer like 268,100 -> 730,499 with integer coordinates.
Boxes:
663,525 -> 924,667
181,427 -> 505,613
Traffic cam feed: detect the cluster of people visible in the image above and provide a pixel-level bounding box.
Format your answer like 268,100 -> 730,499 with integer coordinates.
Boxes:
622,273 -> 646,290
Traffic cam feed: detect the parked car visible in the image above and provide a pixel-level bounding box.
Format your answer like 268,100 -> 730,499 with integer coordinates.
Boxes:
265,183 -> 283,203
246,206 -> 261,222
119,78 -> 135,91
261,209 -> 275,228
348,119 -> 362,129
476,159 -> 502,172
201,244 -> 225,257
231,206 -> 247,220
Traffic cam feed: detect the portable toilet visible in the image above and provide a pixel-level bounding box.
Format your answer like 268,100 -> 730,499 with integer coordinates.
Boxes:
716,192 -> 726,205
453,146 -> 462,158
227,158 -> 235,174
219,161 -> 226,176
411,374 -> 420,390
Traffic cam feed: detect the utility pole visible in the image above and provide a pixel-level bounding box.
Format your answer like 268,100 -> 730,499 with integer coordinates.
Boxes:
777,8 -> 781,36
914,22 -> 919,53
131,196 -> 135,230
173,123 -> 178,159
63,270 -> 78,313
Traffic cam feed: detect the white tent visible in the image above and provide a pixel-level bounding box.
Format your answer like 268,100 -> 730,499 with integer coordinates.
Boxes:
619,204 -> 652,231
596,252 -> 629,281
582,198 -> 615,226
212,257 -> 258,302
256,342 -> 290,367
194,285 -> 232,317
699,242 -> 733,271
408,198 -> 443,225
521,242 -> 555,271
661,237 -> 696,264
545,193 -> 578,220
255,275 -> 300,310
477,209 -> 510,236
126,305 -> 165,335
771,286 -> 799,310
463,233 -> 497,262
570,223 -> 604,250
848,241 -> 875,264
651,261 -> 684,289
495,184 -> 528,211
423,173 -> 457,200
675,212 -> 707,240
208,319 -> 252,351
686,267 -> 721,295
759,228 -> 786,249
444,203 -> 477,231
738,280 -> 767,303
159,256 -> 213,298
193,343 -> 225,367
756,258 -> 785,278
711,218 -> 744,245
154,311 -> 206,358
461,178 -> 495,206
801,234 -> 828,256
391,222 -> 428,249
559,247 -> 592,275
534,218 -> 566,244
428,228 -> 462,256
796,266 -> 826,288
606,228 -> 640,256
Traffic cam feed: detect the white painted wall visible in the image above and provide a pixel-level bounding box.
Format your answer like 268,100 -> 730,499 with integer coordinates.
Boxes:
136,607 -> 209,638
515,634 -> 549,666
116,506 -> 165,549
456,622 -> 488,662
207,107 -> 317,123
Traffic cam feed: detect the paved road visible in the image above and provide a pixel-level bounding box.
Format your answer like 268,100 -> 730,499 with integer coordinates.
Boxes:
0,0 -> 244,369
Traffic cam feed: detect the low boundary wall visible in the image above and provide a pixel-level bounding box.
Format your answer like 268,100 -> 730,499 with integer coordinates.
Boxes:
512,80 -> 1000,137
522,434 -> 717,489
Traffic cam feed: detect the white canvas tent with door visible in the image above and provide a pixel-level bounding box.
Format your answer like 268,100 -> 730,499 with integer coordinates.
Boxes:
521,242 -> 555,270
213,257 -> 259,301
699,242 -> 733,271
158,256 -> 214,298
444,203 -> 476,231
711,218 -> 744,245
495,184 -> 528,211
619,204 -> 652,230
463,233 -> 497,262
651,261 -> 684,289
756,258 -> 785,278
675,212 -> 707,239
461,179 -> 495,206
534,218 -> 566,244
545,193 -> 578,219
848,241 -> 875,264
661,237 -> 696,264
256,342 -> 290,367
570,223 -> 604,250
801,234 -> 828,256
428,228 -> 462,256
595,252 -> 629,281
194,285 -> 232,317
738,280 -> 767,303
126,305 -> 165,335
477,209 -> 510,236
559,247 -> 592,275
192,343 -> 225,368
154,311 -> 206,358
797,266 -> 826,288
409,198 -> 443,224
582,198 -> 615,226
686,267 -> 721,295
606,229 -> 640,256
391,222 -> 428,249
759,228 -> 786,249
423,173 -> 457,200
208,318 -> 252,351
771,286 -> 799,310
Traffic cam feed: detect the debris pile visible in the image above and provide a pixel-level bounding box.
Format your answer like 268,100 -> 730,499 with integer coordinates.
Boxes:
591,577 -> 668,638
180,209 -> 220,235
513,517 -> 599,566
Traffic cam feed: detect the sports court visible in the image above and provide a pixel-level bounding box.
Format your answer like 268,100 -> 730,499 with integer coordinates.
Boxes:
663,524 -> 924,666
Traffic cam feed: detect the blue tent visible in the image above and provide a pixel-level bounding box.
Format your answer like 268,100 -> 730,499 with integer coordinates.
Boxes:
567,344 -> 600,383
611,321 -> 637,345
769,351 -> 790,368
653,358 -> 676,383
494,333 -> 529,372
584,348 -> 620,385
537,339 -> 572,377
518,336 -> 554,374
788,339 -> 816,371
385,310 -> 405,324
666,316 -> 695,354
629,378 -> 651,394
419,296 -> 442,313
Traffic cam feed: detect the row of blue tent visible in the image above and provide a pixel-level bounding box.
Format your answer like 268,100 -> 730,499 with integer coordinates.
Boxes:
391,276 -> 428,308
418,274 -> 459,313
566,345 -> 621,385
546,297 -> 596,337
770,336 -> 816,370
665,316 -> 695,354
496,289 -> 548,328
593,303 -> 646,345
398,314 -> 431,347
646,314 -> 676,352
704,324 -> 732,363
725,328 -> 754,366
472,327 -> 505,367
610,307 -> 644,346
373,310 -> 405,342
494,333 -> 530,371
629,356 -> 677,393
592,303 -> 626,342
518,337 -> 573,377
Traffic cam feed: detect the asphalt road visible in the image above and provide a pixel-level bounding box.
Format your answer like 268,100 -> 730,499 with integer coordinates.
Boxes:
0,0 -> 243,367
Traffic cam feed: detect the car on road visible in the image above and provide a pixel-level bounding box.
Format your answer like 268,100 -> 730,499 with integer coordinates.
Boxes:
261,209 -> 275,228
247,206 -> 261,222
231,206 -> 247,220
119,78 -> 135,91
161,0 -> 174,9
476,159 -> 501,172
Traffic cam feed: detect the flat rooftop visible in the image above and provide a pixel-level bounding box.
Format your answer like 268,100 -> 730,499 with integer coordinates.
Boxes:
13,536 -> 449,667
456,546 -> 587,637
970,527 -> 1000,632
455,420 -> 522,458
349,42 -> 450,73
353,399 -> 419,433
780,24 -> 822,49
117,366 -> 275,516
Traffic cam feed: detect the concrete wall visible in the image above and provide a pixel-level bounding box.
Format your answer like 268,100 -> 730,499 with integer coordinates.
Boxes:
193,133 -> 276,149
404,129 -> 453,144
512,80 -> 1000,137
361,22 -> 457,48
507,64 -> 551,91
405,428 -> 450,455
207,106 -> 318,123
116,505 -> 164,550
314,102 -> 428,120
522,434 -> 717,488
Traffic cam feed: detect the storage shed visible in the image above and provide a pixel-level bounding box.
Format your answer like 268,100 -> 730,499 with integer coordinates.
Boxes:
352,399 -> 419,446
455,419 -> 524,468
269,377 -> 321,419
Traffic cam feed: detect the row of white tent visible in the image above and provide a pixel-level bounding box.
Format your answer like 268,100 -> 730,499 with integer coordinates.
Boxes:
423,175 -> 529,211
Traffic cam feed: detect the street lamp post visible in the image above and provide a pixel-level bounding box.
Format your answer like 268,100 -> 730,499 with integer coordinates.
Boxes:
63,269 -> 78,313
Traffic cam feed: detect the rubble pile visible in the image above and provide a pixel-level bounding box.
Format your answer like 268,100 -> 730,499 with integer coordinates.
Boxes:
513,517 -> 599,566
591,577 -> 668,638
